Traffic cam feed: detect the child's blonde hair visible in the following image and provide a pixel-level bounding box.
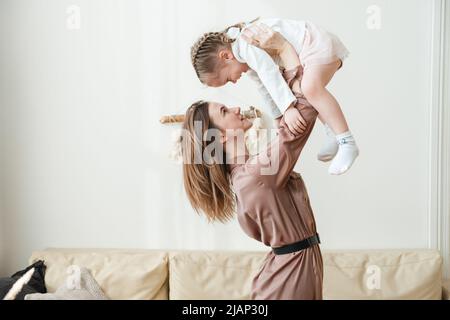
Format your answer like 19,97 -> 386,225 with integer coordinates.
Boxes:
191,18 -> 259,84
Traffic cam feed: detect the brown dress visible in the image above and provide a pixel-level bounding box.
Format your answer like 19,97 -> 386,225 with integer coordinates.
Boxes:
229,66 -> 323,300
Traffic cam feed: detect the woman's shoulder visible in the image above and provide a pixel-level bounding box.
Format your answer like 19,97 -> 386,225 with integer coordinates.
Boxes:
229,157 -> 266,186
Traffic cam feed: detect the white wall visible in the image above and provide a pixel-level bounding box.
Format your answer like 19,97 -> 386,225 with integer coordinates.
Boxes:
0,0 -> 436,275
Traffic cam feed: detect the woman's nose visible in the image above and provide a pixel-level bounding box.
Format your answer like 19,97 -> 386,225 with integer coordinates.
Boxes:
234,107 -> 241,114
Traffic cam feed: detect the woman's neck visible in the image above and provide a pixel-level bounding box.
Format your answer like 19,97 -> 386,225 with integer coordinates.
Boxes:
225,141 -> 249,167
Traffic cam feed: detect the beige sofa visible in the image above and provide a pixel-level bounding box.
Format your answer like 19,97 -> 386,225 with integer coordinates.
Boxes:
29,248 -> 450,300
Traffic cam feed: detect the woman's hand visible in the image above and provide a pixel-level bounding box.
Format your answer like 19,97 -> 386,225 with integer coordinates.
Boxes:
241,23 -> 289,56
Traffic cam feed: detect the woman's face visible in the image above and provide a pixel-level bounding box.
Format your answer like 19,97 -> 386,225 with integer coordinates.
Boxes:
208,102 -> 253,135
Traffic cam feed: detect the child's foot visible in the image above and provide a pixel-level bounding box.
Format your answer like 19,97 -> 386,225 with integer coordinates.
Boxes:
328,131 -> 359,175
317,123 -> 339,162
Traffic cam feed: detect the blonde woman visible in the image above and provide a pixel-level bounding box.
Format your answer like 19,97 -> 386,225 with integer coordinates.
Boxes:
182,27 -> 322,299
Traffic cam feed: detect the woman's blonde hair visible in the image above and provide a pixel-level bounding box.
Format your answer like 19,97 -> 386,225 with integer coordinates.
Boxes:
181,100 -> 235,223
191,18 -> 259,84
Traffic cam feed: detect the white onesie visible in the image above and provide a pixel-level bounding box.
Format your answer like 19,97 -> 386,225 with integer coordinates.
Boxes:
227,18 -> 308,119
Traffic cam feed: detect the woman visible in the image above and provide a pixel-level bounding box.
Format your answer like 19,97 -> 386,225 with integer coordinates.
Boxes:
181,27 -> 323,300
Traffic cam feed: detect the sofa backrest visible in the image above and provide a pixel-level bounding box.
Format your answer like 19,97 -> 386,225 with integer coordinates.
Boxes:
168,250 -> 265,300
29,248 -> 443,300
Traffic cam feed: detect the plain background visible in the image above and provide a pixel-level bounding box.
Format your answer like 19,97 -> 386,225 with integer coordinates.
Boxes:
0,0 -> 436,275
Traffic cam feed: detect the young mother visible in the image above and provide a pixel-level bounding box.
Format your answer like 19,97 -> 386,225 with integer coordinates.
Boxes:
182,26 -> 323,300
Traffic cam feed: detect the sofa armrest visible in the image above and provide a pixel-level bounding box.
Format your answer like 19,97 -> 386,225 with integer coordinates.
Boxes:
442,279 -> 450,300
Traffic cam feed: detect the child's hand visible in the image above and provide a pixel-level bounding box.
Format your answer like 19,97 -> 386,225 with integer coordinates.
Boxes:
284,106 -> 307,135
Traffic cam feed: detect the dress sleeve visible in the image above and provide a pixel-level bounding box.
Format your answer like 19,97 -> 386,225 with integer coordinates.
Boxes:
247,66 -> 318,189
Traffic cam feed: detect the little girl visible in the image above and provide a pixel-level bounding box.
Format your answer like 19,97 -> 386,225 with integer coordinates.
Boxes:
190,18 -> 359,175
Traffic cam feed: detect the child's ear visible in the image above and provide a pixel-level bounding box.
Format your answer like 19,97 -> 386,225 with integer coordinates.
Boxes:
218,49 -> 234,61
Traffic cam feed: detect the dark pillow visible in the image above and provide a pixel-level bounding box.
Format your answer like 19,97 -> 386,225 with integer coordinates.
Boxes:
0,260 -> 47,300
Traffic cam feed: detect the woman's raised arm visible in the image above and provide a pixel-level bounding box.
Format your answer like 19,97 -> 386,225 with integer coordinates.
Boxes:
242,24 -> 318,188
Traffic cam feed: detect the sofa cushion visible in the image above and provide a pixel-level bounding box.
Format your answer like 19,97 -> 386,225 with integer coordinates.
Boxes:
29,249 -> 169,300
169,250 -> 266,300
323,249 -> 443,300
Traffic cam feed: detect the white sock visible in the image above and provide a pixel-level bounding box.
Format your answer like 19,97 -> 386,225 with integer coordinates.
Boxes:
317,123 -> 339,162
328,131 -> 359,175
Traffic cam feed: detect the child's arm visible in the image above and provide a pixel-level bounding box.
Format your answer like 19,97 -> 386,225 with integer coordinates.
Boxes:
240,30 -> 306,134
246,70 -> 283,119
239,39 -> 297,116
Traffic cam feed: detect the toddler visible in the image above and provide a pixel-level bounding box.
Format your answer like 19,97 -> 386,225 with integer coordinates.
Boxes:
191,18 -> 359,175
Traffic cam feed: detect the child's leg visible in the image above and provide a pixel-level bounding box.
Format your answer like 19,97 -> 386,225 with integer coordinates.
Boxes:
301,60 -> 348,134
301,61 -> 359,175
317,121 -> 339,162
302,63 -> 339,163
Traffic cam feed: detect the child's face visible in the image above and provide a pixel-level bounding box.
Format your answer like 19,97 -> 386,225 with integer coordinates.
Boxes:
205,49 -> 249,87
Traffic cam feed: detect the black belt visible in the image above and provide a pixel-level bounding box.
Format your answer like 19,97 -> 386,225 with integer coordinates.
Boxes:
272,233 -> 321,255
